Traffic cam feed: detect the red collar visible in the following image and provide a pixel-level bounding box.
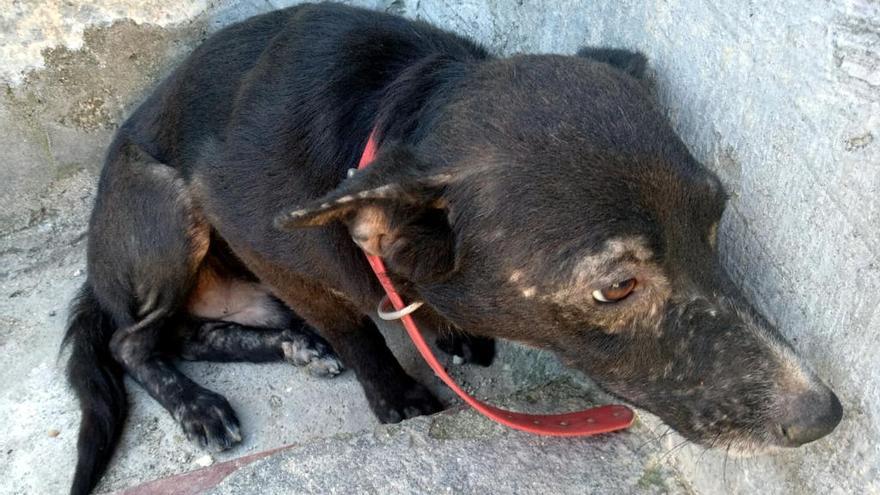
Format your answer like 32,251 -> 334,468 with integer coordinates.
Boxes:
356,131 -> 634,436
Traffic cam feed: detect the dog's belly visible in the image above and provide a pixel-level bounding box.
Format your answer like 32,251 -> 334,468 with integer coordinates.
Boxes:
186,263 -> 282,327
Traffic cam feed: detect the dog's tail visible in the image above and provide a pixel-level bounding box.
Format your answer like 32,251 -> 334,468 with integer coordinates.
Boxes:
62,283 -> 127,495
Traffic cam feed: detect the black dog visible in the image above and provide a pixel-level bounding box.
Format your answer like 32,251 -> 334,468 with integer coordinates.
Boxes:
63,3 -> 842,494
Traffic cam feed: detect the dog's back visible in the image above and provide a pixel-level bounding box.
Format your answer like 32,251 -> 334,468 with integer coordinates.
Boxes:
125,3 -> 485,173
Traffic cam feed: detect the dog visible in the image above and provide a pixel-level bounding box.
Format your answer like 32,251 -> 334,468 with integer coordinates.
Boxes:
62,3 -> 842,494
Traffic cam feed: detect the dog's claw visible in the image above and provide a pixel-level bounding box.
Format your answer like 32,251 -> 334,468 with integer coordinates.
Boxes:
436,334 -> 496,367
369,381 -> 444,423
307,357 -> 343,377
175,392 -> 242,452
281,332 -> 344,378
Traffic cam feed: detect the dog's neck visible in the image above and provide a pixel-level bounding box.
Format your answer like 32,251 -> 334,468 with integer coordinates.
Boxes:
372,53 -> 484,146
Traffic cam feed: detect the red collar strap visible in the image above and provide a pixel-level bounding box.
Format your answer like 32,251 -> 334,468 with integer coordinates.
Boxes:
356,131 -> 635,436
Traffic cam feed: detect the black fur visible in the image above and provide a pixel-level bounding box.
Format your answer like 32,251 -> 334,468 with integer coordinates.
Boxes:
64,4 -> 841,494
576,47 -> 648,79
62,285 -> 127,495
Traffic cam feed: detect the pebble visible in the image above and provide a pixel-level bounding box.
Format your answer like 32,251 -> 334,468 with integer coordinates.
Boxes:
47,429 -> 60,438
194,454 -> 214,467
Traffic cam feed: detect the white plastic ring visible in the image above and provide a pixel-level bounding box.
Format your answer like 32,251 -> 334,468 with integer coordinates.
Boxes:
376,295 -> 424,321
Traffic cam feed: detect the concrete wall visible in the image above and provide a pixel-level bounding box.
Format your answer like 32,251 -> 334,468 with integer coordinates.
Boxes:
2,0 -> 877,493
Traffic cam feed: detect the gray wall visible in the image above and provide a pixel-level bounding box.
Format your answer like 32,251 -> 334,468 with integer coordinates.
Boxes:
2,1 -> 877,492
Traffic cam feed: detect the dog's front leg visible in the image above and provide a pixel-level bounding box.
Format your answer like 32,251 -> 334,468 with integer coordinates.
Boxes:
328,316 -> 444,423
273,283 -> 443,423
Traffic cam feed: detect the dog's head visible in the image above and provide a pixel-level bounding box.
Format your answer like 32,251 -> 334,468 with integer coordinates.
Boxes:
276,53 -> 842,453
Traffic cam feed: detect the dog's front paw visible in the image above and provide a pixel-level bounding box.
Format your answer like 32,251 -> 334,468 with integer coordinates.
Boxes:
174,391 -> 242,452
281,330 -> 344,378
367,380 -> 444,424
436,333 -> 496,367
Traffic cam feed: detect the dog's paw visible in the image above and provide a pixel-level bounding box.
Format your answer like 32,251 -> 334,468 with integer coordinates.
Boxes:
174,391 -> 242,452
368,380 -> 444,424
281,330 -> 344,378
436,333 -> 496,367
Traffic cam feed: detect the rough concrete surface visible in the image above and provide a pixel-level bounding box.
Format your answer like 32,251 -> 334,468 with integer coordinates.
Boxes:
204,380 -> 693,495
0,0 -> 878,494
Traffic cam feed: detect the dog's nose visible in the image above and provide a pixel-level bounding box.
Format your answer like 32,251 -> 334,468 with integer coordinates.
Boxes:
778,388 -> 843,447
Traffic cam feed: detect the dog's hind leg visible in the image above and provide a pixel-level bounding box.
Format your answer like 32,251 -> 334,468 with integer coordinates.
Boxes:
171,257 -> 344,376
116,335 -> 243,452
171,317 -> 343,377
88,140 -> 243,453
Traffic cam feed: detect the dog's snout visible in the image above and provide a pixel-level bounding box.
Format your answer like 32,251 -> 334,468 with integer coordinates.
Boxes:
778,387 -> 843,447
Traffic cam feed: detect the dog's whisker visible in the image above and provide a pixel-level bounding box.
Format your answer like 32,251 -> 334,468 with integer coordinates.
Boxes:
723,442 -> 732,489
635,426 -> 672,453
658,438 -> 689,465
696,431 -> 722,467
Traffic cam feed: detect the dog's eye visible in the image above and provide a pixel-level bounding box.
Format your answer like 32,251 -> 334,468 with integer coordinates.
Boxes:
592,278 -> 637,303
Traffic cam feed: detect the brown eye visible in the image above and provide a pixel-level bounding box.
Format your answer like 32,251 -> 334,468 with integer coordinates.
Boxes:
592,278 -> 637,303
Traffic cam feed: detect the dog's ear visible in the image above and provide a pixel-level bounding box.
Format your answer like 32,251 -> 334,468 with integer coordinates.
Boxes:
577,47 -> 647,79
274,144 -> 456,282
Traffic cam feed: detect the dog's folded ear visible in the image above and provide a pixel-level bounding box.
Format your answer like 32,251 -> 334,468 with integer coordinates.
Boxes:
274,144 -> 457,282
576,47 -> 647,79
